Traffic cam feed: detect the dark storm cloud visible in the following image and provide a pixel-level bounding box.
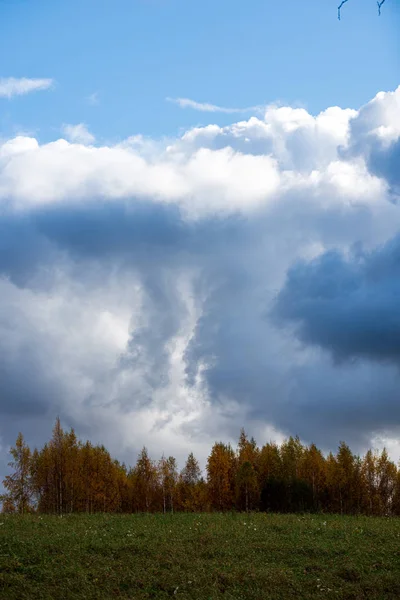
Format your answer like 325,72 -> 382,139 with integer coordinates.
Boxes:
2,200 -> 248,275
273,234 -> 400,364
1,189 -> 399,456
0,214 -> 56,287
368,138 -> 400,196
34,201 -> 190,260
184,257 -> 400,452
0,283 -> 66,418
0,358 -> 50,417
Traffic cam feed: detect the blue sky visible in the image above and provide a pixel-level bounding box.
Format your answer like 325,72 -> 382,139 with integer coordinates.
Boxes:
0,0 -> 399,142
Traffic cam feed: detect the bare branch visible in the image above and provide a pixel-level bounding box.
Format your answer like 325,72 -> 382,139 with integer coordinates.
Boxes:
338,0 -> 387,20
338,0 -> 350,20
377,0 -> 386,16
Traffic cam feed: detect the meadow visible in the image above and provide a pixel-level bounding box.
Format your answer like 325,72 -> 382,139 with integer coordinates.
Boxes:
1,513 -> 400,599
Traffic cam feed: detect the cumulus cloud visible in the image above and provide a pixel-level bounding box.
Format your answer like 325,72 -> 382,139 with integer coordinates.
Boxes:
343,87 -> 400,197
0,86 -> 400,474
61,123 -> 96,145
0,77 -> 53,98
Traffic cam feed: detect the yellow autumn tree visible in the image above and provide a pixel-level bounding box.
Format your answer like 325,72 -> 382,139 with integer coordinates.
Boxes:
159,455 -> 178,513
206,442 -> 236,511
235,430 -> 259,512
300,443 -> 327,511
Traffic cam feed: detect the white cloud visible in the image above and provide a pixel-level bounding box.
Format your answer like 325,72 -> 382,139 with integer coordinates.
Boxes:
167,96 -> 260,114
86,92 -> 99,106
0,96 -> 388,215
61,123 -> 96,145
0,77 -> 53,98
0,86 -> 399,468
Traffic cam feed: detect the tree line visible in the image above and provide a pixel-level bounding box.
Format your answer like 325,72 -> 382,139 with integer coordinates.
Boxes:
2,418 -> 400,516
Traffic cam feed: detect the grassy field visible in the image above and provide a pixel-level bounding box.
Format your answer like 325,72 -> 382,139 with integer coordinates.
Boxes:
1,513 -> 400,599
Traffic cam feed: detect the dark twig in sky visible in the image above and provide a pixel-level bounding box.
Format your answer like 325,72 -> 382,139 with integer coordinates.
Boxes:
377,0 -> 386,16
338,0 -> 387,20
338,0 -> 349,20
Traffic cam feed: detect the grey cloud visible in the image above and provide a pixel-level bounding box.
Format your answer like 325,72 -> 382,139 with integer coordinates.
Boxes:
1,191 -> 399,460
273,234 -> 400,364
369,138 -> 400,196
117,271 -> 192,406
342,86 -> 400,196
29,201 -> 251,275
0,216 -> 58,288
342,132 -> 400,198
186,255 -> 400,451
34,201 -> 189,261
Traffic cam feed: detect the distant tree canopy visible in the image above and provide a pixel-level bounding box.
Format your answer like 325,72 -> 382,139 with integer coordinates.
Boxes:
2,420 -> 400,516
338,0 -> 387,20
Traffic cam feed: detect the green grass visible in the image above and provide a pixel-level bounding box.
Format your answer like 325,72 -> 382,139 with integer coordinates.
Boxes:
1,513 -> 400,599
